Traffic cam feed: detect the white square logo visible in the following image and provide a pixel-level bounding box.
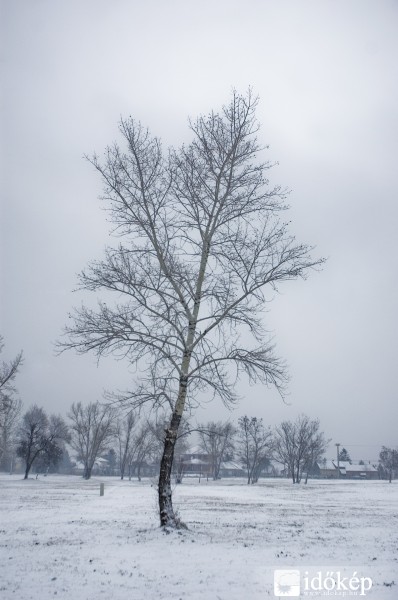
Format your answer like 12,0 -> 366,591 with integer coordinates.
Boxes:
274,569 -> 300,597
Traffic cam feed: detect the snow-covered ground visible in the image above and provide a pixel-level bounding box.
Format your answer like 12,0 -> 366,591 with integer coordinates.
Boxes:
0,474 -> 396,599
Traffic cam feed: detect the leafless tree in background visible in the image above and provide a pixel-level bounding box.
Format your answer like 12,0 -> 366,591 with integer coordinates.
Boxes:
0,396 -> 22,471
0,336 -> 23,397
379,446 -> 398,483
273,420 -> 296,482
68,401 -> 116,479
60,90 -> 323,527
273,415 -> 328,483
198,421 -> 236,480
126,420 -> 158,481
115,410 -> 136,479
237,416 -> 273,484
302,422 -> 329,483
17,405 -> 70,479
0,336 -> 23,469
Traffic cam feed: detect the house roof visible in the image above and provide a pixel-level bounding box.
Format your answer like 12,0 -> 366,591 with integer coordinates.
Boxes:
317,460 -> 378,473
73,457 -> 110,470
220,461 -> 244,471
344,463 -> 378,473
337,461 -> 351,469
317,460 -> 336,470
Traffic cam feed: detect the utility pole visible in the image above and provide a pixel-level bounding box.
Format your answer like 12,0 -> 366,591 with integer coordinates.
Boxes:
335,443 -> 340,478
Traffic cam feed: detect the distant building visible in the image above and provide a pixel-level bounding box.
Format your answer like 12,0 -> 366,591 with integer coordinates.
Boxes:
72,457 -> 111,476
316,459 -> 339,479
315,459 -> 379,480
341,461 -> 379,480
218,461 -> 245,478
179,447 -> 279,479
179,446 -> 210,476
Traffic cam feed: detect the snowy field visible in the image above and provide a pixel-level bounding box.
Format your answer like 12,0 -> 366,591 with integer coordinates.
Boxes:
0,475 -> 397,600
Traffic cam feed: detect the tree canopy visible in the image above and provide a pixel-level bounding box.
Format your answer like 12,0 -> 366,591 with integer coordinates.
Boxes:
60,90 -> 323,526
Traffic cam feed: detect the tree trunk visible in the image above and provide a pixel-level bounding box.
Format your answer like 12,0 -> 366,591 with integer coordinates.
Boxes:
158,411 -> 182,527
120,448 -> 129,480
24,447 -> 39,479
83,464 -> 92,479
23,445 -> 33,479
157,246 -> 205,527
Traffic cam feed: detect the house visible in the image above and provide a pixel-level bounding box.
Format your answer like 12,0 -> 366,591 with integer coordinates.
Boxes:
315,459 -> 379,480
179,446 -> 211,476
72,457 -> 111,476
179,447 -> 247,478
316,459 -> 339,479
343,462 -> 379,480
218,461 -> 245,478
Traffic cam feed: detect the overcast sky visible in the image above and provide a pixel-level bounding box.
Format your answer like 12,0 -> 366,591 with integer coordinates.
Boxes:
1,0 -> 397,462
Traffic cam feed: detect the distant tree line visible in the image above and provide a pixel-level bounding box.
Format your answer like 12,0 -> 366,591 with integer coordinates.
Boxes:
378,447 -> 398,483
1,336 -> 397,482
0,336 -> 23,471
5,409 -> 334,484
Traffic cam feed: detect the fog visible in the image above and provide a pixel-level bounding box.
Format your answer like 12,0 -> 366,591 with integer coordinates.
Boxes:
1,0 -> 397,462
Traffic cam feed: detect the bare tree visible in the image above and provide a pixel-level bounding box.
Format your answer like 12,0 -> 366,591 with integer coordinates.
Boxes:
237,416 -> 273,484
379,446 -> 398,483
115,410 -> 136,479
274,415 -> 328,483
125,419 -> 159,481
68,401 -> 116,479
33,439 -> 67,474
17,405 -> 70,479
60,90 -> 323,527
303,424 -> 329,484
273,420 -> 296,482
198,421 -> 236,480
0,396 -> 22,471
0,336 -> 23,468
0,336 -> 23,398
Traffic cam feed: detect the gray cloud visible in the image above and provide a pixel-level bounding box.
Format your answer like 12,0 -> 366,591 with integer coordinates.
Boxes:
1,0 -> 397,461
